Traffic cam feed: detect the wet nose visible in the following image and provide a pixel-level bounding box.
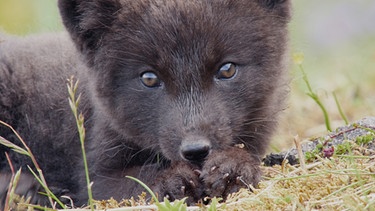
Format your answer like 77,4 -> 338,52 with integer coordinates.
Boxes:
181,143 -> 211,162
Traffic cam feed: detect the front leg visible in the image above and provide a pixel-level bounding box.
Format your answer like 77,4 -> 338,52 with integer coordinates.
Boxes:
86,162 -> 202,205
201,147 -> 261,198
151,162 -> 204,205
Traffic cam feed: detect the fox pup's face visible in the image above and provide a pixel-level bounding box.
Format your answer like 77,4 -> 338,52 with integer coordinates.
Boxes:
60,0 -> 290,164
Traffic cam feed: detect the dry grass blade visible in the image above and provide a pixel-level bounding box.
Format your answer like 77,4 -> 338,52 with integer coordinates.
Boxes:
293,135 -> 306,173
0,136 -> 29,156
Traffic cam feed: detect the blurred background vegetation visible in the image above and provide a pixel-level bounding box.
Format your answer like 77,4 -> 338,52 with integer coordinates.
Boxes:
0,0 -> 61,34
0,0 -> 374,151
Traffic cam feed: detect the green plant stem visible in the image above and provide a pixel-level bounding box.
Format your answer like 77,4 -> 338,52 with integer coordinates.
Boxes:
67,77 -> 94,211
27,166 -> 65,208
80,129 -> 94,211
299,64 -> 332,132
333,92 -> 349,125
126,176 -> 159,204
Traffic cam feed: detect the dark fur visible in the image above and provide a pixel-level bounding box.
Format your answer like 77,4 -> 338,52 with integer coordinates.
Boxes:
0,0 -> 291,207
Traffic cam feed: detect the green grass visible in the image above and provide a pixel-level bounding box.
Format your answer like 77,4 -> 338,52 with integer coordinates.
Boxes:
0,121 -> 66,209
293,52 -> 332,132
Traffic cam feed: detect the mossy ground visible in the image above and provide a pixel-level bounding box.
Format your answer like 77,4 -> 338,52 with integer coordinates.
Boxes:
76,146 -> 375,211
55,122 -> 375,211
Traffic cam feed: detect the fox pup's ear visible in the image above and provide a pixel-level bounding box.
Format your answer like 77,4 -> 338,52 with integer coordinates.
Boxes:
258,0 -> 291,19
58,0 -> 121,54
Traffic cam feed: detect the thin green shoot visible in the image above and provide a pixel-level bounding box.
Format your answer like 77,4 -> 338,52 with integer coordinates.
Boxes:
126,175 -> 188,211
125,176 -> 158,203
293,52 -> 332,132
67,76 -> 94,211
333,92 -> 349,125
27,166 -> 66,208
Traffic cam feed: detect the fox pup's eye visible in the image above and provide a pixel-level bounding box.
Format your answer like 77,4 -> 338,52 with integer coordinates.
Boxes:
140,72 -> 162,88
216,63 -> 237,80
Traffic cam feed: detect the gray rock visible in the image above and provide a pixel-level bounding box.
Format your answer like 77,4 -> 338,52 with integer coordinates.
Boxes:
264,117 -> 375,166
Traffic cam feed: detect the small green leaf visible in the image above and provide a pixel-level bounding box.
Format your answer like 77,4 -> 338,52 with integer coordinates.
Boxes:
172,198 -> 187,211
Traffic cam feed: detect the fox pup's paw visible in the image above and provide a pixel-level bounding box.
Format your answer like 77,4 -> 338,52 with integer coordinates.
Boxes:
201,147 -> 261,198
151,162 -> 204,205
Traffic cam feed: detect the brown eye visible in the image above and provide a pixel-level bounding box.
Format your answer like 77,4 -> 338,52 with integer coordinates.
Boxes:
217,63 -> 237,80
140,72 -> 161,88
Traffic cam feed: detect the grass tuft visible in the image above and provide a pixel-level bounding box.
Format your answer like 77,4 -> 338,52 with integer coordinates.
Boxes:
0,121 -> 66,209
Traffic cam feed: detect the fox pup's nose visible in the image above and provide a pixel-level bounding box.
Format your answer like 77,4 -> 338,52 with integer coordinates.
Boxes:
181,142 -> 211,163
